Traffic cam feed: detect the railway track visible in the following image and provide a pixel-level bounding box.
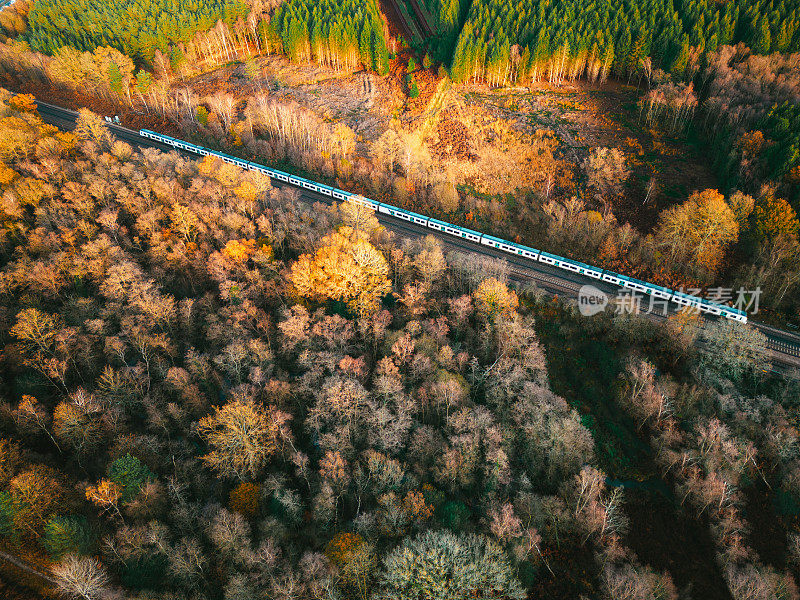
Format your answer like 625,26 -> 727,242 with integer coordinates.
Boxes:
31,99 -> 800,372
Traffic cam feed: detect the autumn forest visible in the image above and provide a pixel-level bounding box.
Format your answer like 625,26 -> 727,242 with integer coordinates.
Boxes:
0,0 -> 799,598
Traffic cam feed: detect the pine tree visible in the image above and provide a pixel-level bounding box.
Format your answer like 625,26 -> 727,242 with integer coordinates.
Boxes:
751,15 -> 772,53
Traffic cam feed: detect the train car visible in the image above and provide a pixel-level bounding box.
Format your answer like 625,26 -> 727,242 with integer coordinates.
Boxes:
142,130 -> 171,145
363,197 -> 381,211
697,297 -> 724,316
379,204 -> 410,221
408,212 -> 430,226
481,233 -> 523,255
315,183 -> 335,198
601,271 -> 625,286
560,257 -> 604,280
641,281 -> 673,301
617,274 -> 649,294
345,195 -> 380,211
331,189 -> 350,200
574,261 -> 604,280
427,217 -> 464,237
378,205 -> 429,226
448,223 -> 483,243
670,289 -> 704,309
264,166 -> 296,185
723,307 -> 748,323
347,195 -> 368,207
537,250 -> 557,266
137,129 -> 751,323
225,155 -> 249,169
538,250 -> 570,269
697,297 -> 747,322
515,243 -> 541,261
289,175 -> 320,192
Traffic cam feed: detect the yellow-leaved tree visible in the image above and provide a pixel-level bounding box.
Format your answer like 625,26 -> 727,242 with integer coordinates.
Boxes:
197,398 -> 292,481
290,226 -> 391,316
654,189 -> 739,280
473,277 -> 519,320
74,108 -> 112,147
751,195 -> 799,243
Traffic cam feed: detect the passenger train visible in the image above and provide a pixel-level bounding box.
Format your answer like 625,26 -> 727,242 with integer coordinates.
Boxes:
139,129 -> 748,323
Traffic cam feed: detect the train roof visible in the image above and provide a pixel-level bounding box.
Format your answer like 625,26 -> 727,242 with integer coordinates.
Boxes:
139,129 -> 751,322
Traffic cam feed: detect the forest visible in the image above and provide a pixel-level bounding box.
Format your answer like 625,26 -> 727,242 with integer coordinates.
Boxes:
0,0 -> 799,594
269,0 -> 389,74
448,0 -> 800,85
0,91 -> 799,600
15,0 -> 800,85
21,0 -> 390,75
3,36 -> 798,318
25,0 -> 249,62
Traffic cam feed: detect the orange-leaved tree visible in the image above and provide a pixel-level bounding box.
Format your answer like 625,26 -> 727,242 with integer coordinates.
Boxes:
751,195 -> 799,243
228,482 -> 260,517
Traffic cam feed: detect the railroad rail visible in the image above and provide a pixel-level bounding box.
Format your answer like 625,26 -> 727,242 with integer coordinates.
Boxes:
140,128 -> 749,324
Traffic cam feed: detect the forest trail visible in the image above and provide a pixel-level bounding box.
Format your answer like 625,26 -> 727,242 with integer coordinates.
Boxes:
0,550 -> 55,585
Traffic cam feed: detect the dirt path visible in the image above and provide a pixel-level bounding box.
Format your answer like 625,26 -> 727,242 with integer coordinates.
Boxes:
0,549 -> 56,587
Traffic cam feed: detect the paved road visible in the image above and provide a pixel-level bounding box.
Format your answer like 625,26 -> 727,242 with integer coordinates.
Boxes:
32,100 -> 800,371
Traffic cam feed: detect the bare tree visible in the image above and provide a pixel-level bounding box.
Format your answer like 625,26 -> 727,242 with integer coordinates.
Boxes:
52,556 -> 110,600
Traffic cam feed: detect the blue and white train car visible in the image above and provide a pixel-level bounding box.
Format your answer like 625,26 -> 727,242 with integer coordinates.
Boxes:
450,224 -> 483,243
378,204 -> 429,227
481,233 -> 523,255
427,217 -> 463,237
601,271 -> 625,286
617,274 -> 650,294
671,289 -> 704,310
515,244 -> 541,261
138,128 -> 748,323
641,280 -> 673,301
314,183 -> 336,198
558,257 -> 605,280
348,195 -> 380,211
538,250 -> 568,268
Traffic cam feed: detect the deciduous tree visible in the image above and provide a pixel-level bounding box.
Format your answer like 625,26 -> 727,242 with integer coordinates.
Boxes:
197,397 -> 292,480
376,530 -> 525,600
654,189 -> 739,279
290,226 -> 391,316
473,277 -> 519,320
52,555 -> 110,600
700,321 -> 770,382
